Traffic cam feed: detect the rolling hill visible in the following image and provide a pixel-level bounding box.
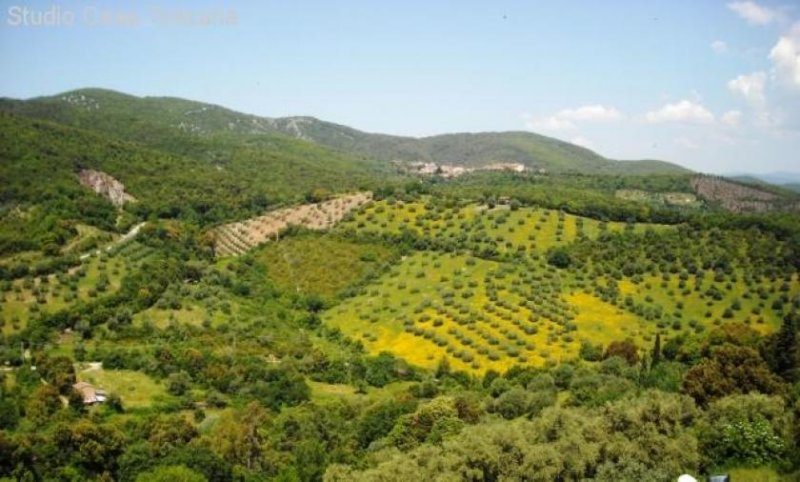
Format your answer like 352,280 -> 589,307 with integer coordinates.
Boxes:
0,88 -> 690,175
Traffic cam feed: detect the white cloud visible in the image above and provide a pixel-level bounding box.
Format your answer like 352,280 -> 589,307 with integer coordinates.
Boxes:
525,104 -> 622,130
525,116 -> 575,130
727,71 -> 767,105
645,100 -> 715,124
769,23 -> 800,88
711,40 -> 728,54
558,105 -> 623,122
727,1 -> 782,25
722,110 -> 743,127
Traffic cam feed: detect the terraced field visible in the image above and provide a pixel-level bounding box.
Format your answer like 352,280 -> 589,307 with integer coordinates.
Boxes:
212,192 -> 372,256
338,198 -> 673,256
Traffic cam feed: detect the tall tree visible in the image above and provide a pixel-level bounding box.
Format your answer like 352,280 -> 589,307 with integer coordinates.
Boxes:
652,333 -> 662,367
772,312 -> 798,382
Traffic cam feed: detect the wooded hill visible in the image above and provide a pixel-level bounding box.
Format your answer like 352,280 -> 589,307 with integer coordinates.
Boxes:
1,88 -> 689,174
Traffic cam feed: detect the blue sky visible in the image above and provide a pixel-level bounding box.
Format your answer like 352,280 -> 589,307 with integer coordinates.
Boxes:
1,0 -> 799,174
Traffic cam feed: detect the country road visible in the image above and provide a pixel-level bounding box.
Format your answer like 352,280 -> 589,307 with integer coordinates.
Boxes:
79,222 -> 146,260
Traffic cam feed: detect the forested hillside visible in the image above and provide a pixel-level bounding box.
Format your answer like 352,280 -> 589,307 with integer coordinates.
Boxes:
1,89 -> 689,175
0,109 -> 402,257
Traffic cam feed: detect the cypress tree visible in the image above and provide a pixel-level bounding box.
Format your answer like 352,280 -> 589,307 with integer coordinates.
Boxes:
651,333 -> 662,367
773,312 -> 798,382
435,356 -> 451,379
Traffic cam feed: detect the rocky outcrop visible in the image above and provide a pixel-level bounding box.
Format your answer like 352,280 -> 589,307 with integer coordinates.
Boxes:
78,169 -> 136,208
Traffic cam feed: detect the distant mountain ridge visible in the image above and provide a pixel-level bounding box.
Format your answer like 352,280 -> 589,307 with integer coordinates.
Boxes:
730,172 -> 800,188
0,88 -> 691,175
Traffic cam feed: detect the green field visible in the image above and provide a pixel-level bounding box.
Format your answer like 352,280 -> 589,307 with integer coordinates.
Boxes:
253,234 -> 398,300
77,367 -> 167,409
308,379 -> 416,404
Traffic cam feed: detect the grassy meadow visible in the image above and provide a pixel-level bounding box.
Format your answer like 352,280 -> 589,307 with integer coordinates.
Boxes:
77,367 -> 167,409
253,234 -> 398,300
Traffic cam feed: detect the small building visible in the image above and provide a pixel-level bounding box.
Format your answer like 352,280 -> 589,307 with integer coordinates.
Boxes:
73,382 -> 107,404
